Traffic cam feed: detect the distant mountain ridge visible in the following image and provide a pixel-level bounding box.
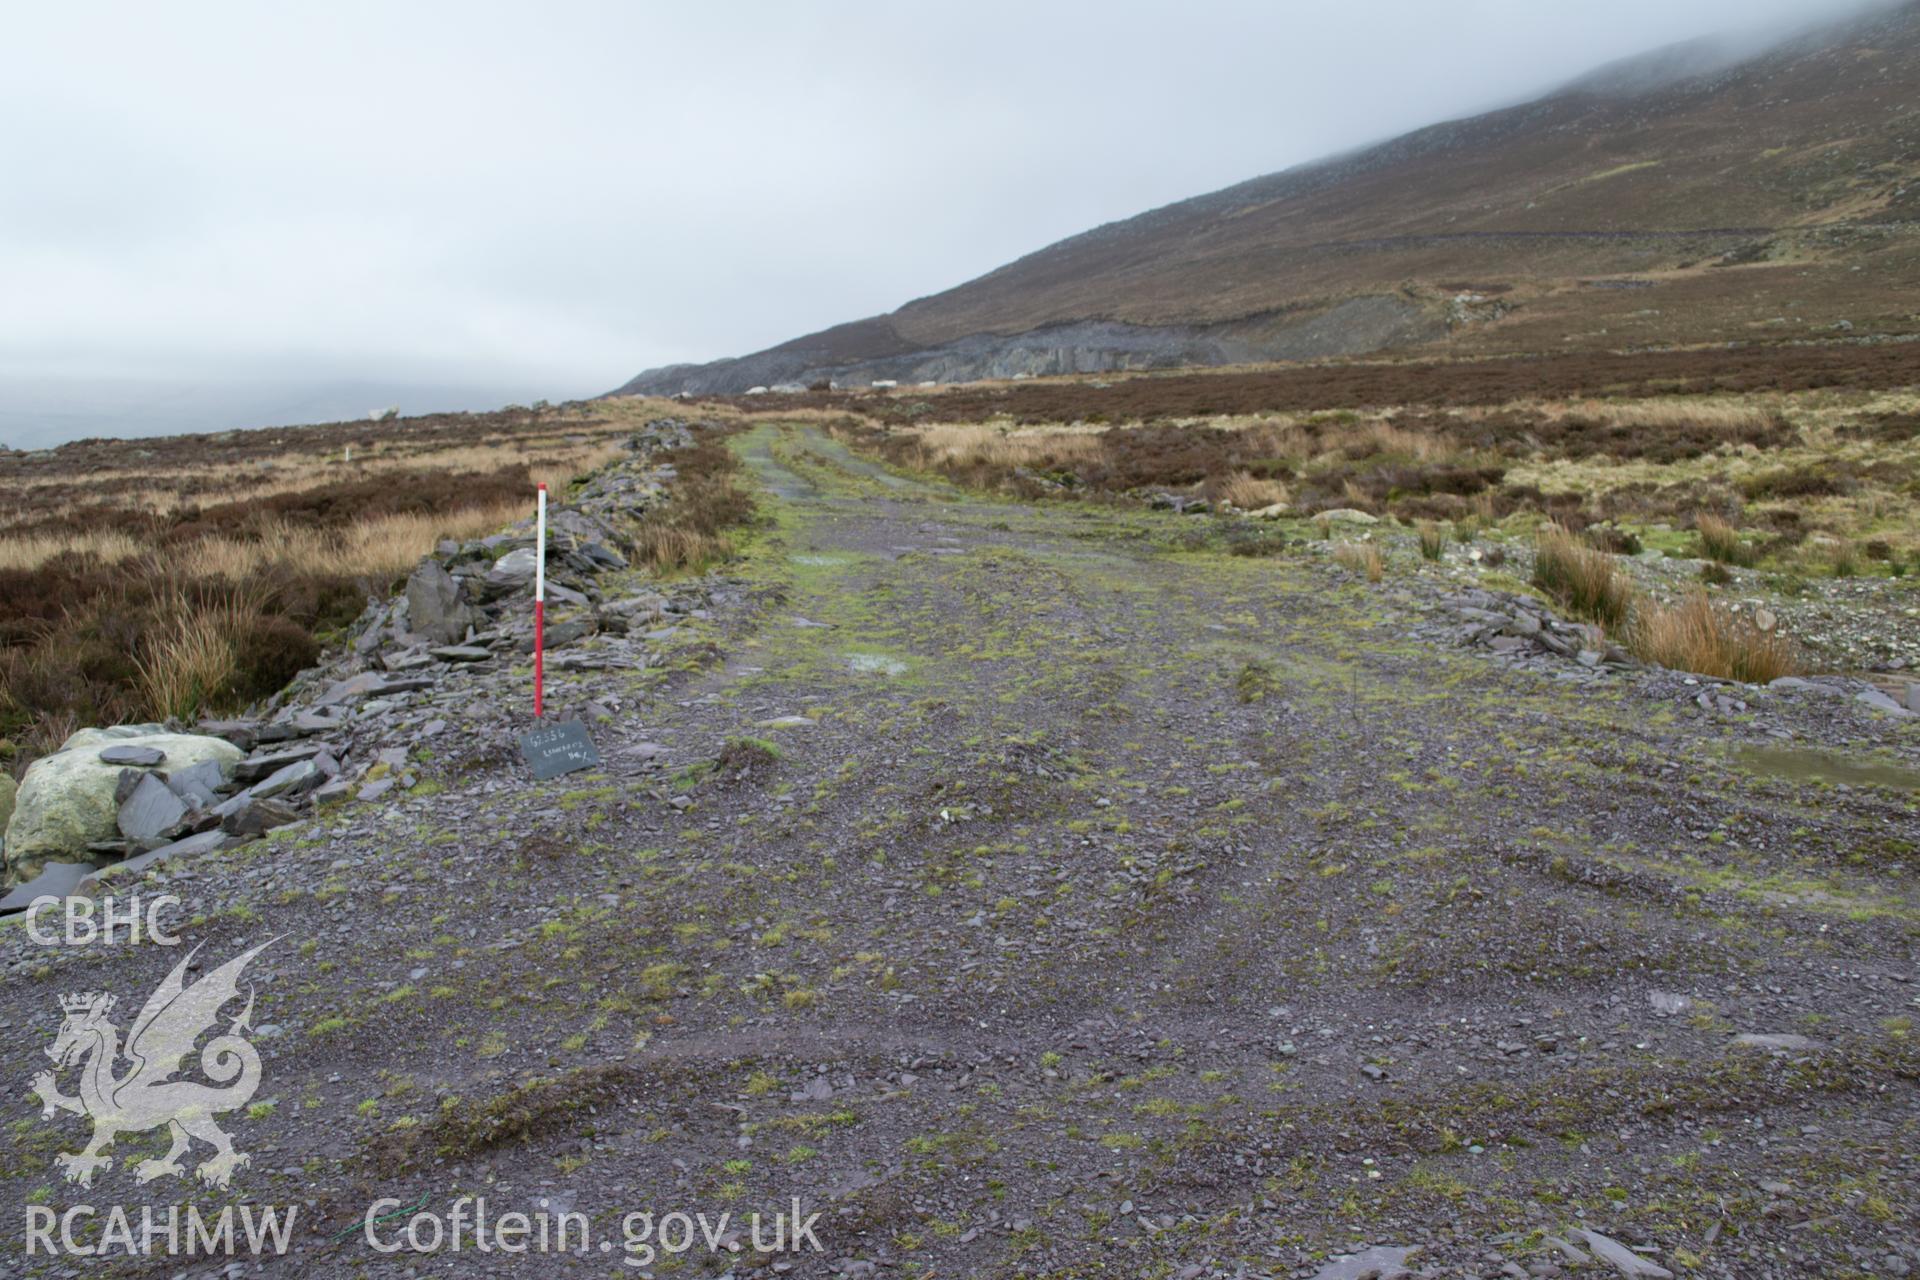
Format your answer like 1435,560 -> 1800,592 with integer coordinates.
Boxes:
614,2 -> 1920,396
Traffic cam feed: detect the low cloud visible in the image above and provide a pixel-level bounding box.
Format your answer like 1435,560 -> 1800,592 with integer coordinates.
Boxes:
0,0 -> 1879,439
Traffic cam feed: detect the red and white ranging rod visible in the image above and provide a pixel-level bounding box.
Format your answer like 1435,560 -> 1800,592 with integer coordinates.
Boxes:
533,482 -> 547,718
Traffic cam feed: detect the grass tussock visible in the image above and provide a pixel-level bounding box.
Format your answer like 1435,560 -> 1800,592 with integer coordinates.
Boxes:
1531,525 -> 1632,630
1696,514 -> 1755,566
135,589 -> 259,720
1209,470 -> 1290,511
1333,542 -> 1384,583
1234,661 -> 1278,704
1417,522 -> 1448,562
1630,592 -> 1801,684
0,563 -> 337,752
1826,539 -> 1859,579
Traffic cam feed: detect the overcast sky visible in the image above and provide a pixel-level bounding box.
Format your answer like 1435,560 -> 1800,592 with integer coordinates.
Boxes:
0,0 -> 1883,441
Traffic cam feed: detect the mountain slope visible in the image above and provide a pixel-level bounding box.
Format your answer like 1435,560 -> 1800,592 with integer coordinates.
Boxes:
616,2 -> 1920,395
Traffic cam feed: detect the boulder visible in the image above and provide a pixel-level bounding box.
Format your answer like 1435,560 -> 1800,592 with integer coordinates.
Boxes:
1856,687 -> 1915,718
4,730 -> 241,883
484,547 -> 540,595
1306,1245 -> 1418,1280
241,758 -> 322,801
516,617 -> 595,653
1314,508 -> 1380,525
195,719 -> 262,751
1733,1032 -> 1822,1053
405,559 -> 477,645
220,797 -> 301,837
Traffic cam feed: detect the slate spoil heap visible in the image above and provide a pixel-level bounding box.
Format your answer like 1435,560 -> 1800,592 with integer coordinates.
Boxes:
0,419 -> 726,907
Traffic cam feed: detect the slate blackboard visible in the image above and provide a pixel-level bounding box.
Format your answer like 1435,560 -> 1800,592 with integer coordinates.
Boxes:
518,719 -> 602,780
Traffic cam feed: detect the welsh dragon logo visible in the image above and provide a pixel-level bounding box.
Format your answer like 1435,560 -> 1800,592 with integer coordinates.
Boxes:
29,940 -> 275,1189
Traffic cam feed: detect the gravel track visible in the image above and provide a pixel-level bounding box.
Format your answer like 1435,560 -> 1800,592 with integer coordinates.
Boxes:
3,423 -> 1916,1279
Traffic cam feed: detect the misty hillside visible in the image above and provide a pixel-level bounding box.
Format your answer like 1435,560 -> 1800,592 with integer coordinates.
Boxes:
616,1 -> 1920,395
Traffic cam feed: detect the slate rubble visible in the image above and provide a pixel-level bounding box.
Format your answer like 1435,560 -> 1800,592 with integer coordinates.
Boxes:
37,419 -> 725,888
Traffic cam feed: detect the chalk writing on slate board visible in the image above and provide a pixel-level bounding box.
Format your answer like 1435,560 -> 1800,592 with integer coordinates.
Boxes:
518,719 -> 602,780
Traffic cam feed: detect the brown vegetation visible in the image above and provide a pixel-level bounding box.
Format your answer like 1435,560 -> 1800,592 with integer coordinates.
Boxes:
0,404 -> 632,765
1333,542 -> 1385,583
1695,514 -> 1756,566
628,434 -> 756,572
1630,592 -> 1801,683
1531,525 -> 1634,630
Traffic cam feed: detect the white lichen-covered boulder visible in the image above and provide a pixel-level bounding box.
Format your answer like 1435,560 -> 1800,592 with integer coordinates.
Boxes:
0,774 -> 16,848
3,726 -> 241,883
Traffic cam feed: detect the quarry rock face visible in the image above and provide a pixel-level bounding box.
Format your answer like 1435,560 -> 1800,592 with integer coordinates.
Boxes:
2,729 -> 242,881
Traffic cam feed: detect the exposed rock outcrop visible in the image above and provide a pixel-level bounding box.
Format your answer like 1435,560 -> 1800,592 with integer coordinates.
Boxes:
612,298 -> 1440,396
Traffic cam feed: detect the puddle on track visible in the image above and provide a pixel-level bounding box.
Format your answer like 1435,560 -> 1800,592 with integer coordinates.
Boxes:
1734,744 -> 1920,791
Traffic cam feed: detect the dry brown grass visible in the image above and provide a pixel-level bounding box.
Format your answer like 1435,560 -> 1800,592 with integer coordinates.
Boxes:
1333,541 -> 1384,582
899,422 -> 1105,472
0,403 -> 653,762
1695,514 -> 1755,566
632,525 -> 727,573
628,433 -> 756,574
1545,396 -> 1787,434
142,498 -> 539,585
1630,592 -> 1801,683
1532,524 -> 1632,630
0,530 -> 146,571
0,436 -> 625,534
1211,470 -> 1291,510
135,588 -> 263,720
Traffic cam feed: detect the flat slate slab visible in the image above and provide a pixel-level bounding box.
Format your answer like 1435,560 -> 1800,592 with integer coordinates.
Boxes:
0,862 -> 93,915
242,758 -> 321,802
431,645 -> 493,662
118,772 -> 189,841
221,796 -> 301,836
82,829 -> 232,888
233,742 -> 327,783
316,673 -> 434,707
1733,1033 -> 1824,1053
98,744 -> 166,767
518,719 -> 602,780
164,759 -> 227,808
